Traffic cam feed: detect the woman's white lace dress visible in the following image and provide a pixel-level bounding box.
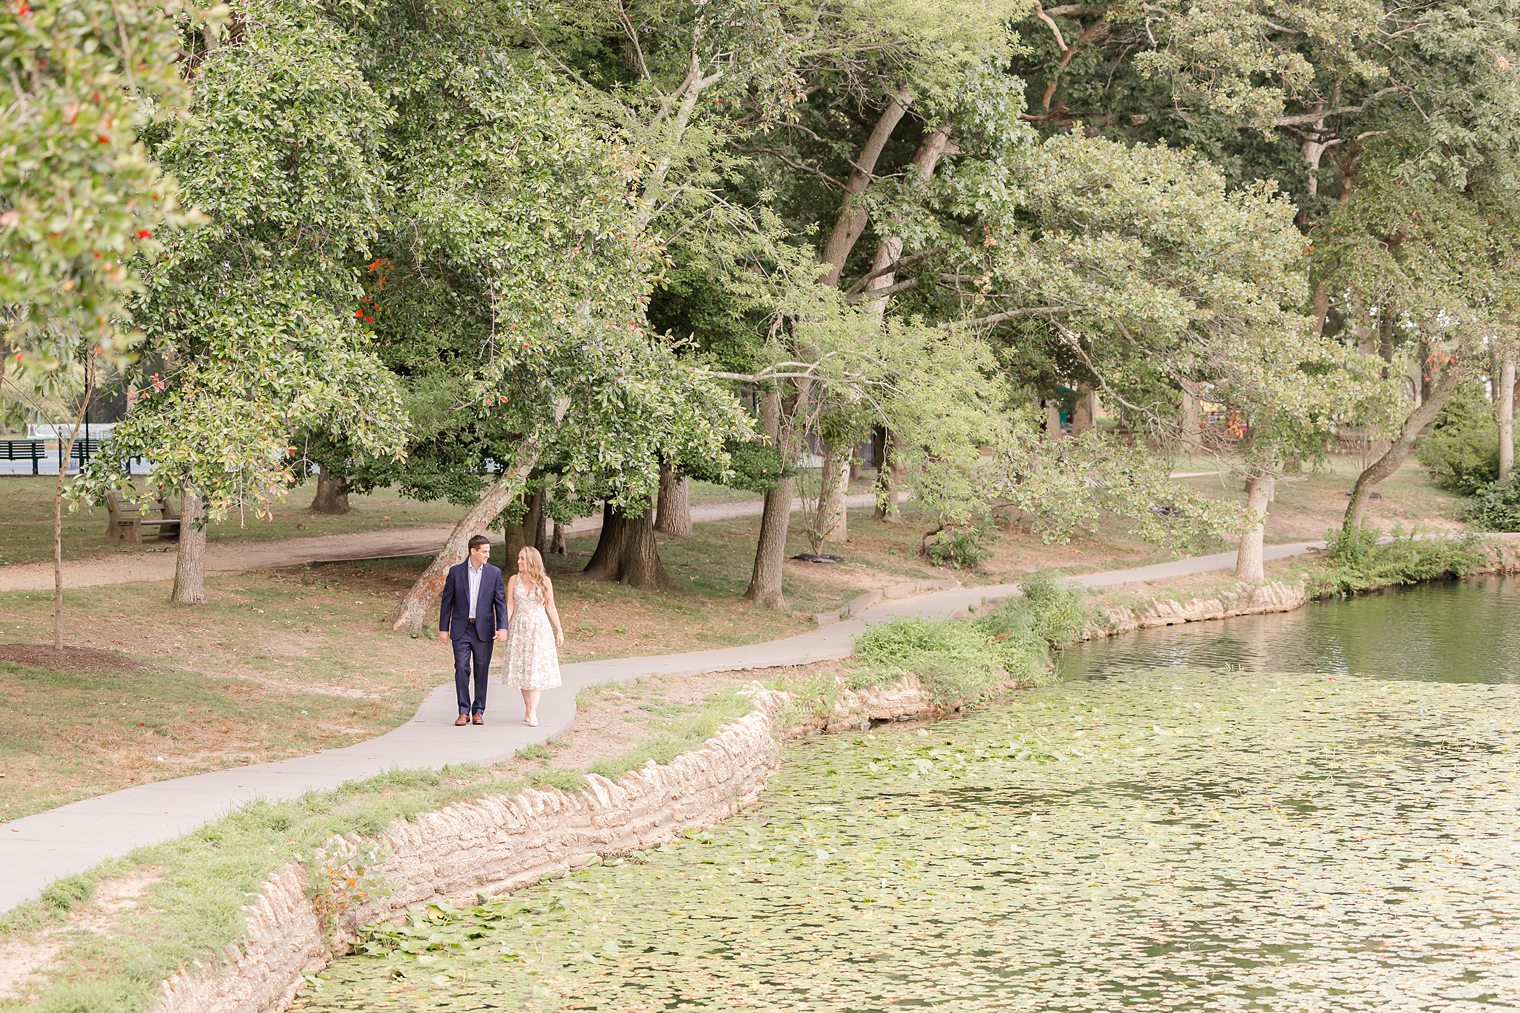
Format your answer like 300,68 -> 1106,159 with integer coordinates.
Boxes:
504,580 -> 561,690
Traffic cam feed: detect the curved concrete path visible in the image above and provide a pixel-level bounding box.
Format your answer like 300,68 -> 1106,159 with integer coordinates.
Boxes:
0,538 -> 1327,915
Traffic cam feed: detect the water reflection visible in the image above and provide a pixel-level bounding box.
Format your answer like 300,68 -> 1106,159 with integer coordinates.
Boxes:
1059,574 -> 1520,684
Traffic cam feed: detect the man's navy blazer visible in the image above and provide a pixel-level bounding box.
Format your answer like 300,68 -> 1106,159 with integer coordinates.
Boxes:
439,560 -> 507,640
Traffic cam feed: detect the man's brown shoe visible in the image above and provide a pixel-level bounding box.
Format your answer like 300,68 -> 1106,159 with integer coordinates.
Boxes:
455,715 -> 470,726
472,714 -> 484,725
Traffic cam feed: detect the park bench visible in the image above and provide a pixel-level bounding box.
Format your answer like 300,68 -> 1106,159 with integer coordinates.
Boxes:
105,491 -> 182,544
68,437 -> 105,467
1,439 -> 46,475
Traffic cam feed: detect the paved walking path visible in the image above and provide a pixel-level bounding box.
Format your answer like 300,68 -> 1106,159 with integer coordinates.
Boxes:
0,538 -> 1330,915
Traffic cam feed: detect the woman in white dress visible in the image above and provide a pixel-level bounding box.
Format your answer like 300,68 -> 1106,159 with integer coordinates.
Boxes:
504,546 -> 564,727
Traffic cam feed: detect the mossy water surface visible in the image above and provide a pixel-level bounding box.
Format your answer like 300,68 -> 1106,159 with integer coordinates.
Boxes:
297,584 -> 1520,1012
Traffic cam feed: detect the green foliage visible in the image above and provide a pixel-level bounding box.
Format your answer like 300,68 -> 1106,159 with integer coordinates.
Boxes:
1417,382 -> 1500,495
981,419 -> 1245,552
854,618 -> 1006,704
1462,479 -> 1520,531
851,584 -> 1087,704
1310,526 -> 1490,597
0,0 -> 206,418
1015,575 -> 1092,649
925,526 -> 994,570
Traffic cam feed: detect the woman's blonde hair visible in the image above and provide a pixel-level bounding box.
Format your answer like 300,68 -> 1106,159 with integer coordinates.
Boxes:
516,545 -> 549,590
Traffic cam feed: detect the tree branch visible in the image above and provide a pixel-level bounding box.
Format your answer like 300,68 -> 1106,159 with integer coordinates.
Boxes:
736,145 -> 846,190
948,306 -> 1068,329
842,247 -> 944,296
846,278 -> 918,303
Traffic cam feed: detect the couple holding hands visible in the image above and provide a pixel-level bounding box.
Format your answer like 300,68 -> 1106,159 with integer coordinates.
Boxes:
439,536 -> 564,727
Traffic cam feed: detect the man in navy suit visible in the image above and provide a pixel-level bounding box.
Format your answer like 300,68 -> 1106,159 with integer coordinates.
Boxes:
438,534 -> 508,726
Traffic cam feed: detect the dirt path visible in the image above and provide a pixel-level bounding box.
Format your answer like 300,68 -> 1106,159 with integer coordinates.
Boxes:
0,495 -> 865,594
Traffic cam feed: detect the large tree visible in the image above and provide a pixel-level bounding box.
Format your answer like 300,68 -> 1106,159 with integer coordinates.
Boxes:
74,0 -> 410,604
3,0 -> 203,644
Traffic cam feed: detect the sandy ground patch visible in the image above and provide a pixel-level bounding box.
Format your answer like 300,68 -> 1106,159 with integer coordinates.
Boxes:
0,869 -> 160,1002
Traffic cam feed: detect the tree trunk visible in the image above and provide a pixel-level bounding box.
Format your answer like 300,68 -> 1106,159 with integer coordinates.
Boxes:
309,469 -> 352,514
1234,474 -> 1275,582
747,388 -> 794,608
813,440 -> 851,544
390,399 -> 568,632
818,92 -> 912,287
1179,378 -> 1202,449
1312,281 -> 1331,336
171,493 -> 208,605
500,487 -> 545,574
655,464 -> 693,535
550,520 -> 566,555
1071,384 -> 1096,435
872,427 -> 901,522
746,475 -> 794,609
1344,367 -> 1461,532
1377,311 -> 1395,379
1416,337 -> 1431,404
1500,355 -> 1516,482
52,364 -> 94,650
584,504 -> 675,591
859,124 -> 953,316
841,124 -> 953,533
583,502 -> 626,579
1044,399 -> 1063,440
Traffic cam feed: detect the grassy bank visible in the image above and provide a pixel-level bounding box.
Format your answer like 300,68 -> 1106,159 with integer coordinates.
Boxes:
0,675 -> 763,1012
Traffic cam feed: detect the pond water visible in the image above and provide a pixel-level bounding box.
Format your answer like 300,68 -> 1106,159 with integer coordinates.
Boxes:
295,578 -> 1520,1012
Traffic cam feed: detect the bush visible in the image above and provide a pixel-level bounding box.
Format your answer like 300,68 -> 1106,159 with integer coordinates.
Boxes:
1310,526 -> 1490,597
851,582 -> 1088,704
925,525 -> 995,570
1018,574 -> 1092,648
853,618 -> 1009,704
1463,479 -> 1520,531
1416,382 -> 1499,495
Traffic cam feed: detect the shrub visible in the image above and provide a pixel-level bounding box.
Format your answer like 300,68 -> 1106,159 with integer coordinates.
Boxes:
1463,479 -> 1520,532
1018,574 -> 1092,648
925,526 -> 995,570
852,589 -> 1074,704
854,618 -> 1006,704
1310,526 -> 1489,597
1416,382 -> 1499,495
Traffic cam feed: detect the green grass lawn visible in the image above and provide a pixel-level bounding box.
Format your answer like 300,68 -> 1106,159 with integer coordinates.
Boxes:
0,478 -> 471,567
1176,455 -> 1468,544
0,503 -> 910,822
0,477 -> 762,568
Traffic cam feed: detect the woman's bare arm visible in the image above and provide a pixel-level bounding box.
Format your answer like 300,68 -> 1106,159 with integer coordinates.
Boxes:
545,580 -> 565,648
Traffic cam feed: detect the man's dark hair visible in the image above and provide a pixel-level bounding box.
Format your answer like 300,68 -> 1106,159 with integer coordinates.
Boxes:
467,534 -> 490,552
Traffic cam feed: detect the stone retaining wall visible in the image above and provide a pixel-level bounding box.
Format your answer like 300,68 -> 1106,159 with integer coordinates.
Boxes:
1089,580 -> 1308,638
1084,540 -> 1520,642
152,679 -> 940,1013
